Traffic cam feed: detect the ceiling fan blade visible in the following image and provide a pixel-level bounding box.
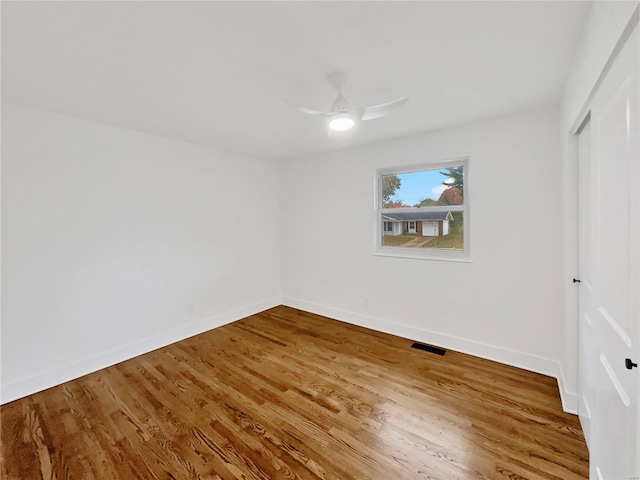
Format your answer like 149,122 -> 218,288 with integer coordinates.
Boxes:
284,99 -> 332,116
357,96 -> 409,121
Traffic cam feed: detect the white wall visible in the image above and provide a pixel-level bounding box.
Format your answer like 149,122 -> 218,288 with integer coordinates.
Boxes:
1,103 -> 281,403
559,1 -> 638,405
280,107 -> 570,405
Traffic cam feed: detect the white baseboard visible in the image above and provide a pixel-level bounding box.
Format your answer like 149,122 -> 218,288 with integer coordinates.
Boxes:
556,363 -> 579,414
0,297 -> 281,405
281,296 -> 578,415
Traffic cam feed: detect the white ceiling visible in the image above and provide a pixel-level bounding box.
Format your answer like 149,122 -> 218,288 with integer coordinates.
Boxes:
2,1 -> 590,161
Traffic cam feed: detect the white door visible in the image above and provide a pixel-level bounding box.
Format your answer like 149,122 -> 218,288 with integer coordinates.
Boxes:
580,24 -> 639,480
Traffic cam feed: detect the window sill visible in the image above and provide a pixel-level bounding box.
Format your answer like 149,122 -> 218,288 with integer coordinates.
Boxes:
374,248 -> 472,263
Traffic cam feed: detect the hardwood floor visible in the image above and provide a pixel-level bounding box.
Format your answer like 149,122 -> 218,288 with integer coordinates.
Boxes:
1,306 -> 588,479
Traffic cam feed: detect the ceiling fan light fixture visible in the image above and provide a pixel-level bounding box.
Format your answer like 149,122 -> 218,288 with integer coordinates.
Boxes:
287,71 -> 408,134
328,113 -> 355,132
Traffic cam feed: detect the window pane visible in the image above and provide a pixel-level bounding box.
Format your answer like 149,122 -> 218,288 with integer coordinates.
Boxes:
382,165 -> 464,208
381,211 -> 464,251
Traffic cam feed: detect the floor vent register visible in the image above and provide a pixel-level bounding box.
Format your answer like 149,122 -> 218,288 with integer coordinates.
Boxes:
411,342 -> 446,356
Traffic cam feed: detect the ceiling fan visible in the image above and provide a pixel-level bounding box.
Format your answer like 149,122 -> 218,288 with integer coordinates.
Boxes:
287,71 -> 408,133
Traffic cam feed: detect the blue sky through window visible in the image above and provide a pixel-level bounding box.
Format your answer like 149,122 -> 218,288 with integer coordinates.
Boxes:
387,170 -> 448,206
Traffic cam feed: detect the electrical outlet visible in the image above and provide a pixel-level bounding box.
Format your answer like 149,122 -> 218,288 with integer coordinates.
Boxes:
363,296 -> 370,307
187,303 -> 195,314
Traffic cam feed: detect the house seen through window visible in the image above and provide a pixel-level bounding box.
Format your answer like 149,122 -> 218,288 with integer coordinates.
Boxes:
377,159 -> 468,258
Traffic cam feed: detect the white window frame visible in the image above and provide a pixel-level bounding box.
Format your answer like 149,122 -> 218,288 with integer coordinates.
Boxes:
374,157 -> 470,262
383,222 -> 393,232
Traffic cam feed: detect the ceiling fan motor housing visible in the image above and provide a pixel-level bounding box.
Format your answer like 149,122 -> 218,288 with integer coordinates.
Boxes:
330,92 -> 352,114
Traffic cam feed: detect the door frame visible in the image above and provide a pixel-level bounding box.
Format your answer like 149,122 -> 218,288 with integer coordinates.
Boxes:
575,115 -> 592,449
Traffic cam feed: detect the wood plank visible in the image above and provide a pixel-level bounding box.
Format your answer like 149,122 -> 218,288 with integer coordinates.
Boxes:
0,306 -> 589,479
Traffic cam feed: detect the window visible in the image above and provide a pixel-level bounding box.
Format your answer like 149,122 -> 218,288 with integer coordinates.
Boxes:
376,158 -> 469,261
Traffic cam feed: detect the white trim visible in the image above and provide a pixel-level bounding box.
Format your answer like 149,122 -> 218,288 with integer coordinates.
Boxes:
281,296 -> 578,414
569,5 -> 640,135
377,156 -> 469,176
557,362 -> 579,414
0,297 -> 281,405
375,157 -> 470,261
581,395 -> 592,420
374,250 -> 473,263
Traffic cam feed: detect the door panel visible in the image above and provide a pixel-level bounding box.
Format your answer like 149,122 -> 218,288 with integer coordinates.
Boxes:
595,78 -> 631,336
585,24 -> 639,480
